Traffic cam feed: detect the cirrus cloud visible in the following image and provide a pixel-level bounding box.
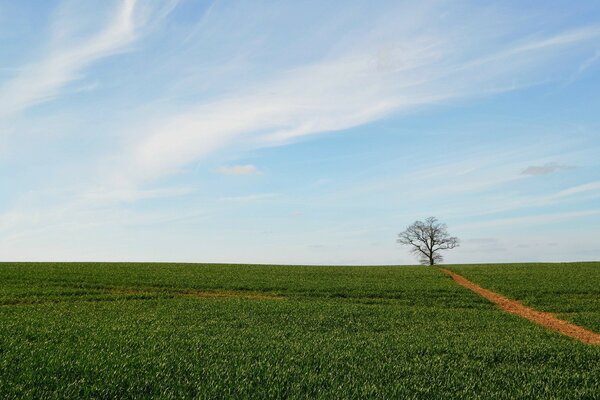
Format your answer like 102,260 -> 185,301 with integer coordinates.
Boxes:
217,164 -> 259,175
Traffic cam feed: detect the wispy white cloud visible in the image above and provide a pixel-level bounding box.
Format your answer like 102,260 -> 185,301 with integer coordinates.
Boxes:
217,164 -> 259,175
577,49 -> 600,73
220,193 -> 280,203
322,141 -> 599,221
491,26 -> 600,59
0,1 -> 134,117
553,181 -> 600,198
79,186 -> 195,204
118,22 -> 600,186
444,178 -> 600,220
0,183 -> 200,248
459,209 -> 600,230
564,49 -> 600,85
0,0 -> 175,119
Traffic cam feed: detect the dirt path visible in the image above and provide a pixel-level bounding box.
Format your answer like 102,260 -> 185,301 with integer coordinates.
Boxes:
439,268 -> 600,345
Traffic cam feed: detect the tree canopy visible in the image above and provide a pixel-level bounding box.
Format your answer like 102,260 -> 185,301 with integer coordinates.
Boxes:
397,217 -> 459,265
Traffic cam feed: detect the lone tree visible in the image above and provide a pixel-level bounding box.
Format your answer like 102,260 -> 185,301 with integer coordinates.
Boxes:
397,217 -> 459,265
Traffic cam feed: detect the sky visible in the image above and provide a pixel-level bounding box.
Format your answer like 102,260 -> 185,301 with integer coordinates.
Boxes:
1,0 -> 599,265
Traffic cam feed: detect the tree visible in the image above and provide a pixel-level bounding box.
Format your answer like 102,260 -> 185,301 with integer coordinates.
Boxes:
397,217 -> 459,265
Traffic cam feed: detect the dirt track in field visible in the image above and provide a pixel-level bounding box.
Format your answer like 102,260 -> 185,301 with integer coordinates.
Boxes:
440,268 -> 600,345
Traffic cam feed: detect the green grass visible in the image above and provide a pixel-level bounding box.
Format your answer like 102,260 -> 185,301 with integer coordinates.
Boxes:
0,262 -> 599,399
447,262 -> 600,332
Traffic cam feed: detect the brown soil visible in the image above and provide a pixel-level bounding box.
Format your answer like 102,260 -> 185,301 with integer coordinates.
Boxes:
440,268 -> 600,345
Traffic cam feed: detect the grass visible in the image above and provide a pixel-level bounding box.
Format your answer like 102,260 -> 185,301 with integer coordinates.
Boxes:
0,262 -> 599,399
447,262 -> 600,332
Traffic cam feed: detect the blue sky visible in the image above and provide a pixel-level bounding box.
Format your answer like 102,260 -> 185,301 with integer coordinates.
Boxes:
1,0 -> 599,264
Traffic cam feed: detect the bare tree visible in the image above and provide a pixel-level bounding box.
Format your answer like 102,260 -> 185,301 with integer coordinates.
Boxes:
397,217 -> 459,265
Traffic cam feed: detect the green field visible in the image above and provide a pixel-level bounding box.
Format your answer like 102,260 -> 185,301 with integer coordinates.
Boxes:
1,262 -> 599,399
447,262 -> 600,332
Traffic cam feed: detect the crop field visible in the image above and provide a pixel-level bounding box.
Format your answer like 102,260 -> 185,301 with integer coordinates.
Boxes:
447,262 -> 600,332
0,262 -> 599,399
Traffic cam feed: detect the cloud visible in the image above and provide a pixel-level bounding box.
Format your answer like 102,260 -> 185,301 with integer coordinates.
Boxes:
0,0 -> 135,118
0,0 -> 176,119
460,209 -> 600,229
2,2 -> 600,264
217,164 -> 259,175
79,186 -> 194,203
577,50 -> 600,74
565,49 -> 600,85
220,193 -> 280,203
119,20 -> 600,185
553,181 -> 600,198
446,177 -> 600,220
521,162 -> 576,176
